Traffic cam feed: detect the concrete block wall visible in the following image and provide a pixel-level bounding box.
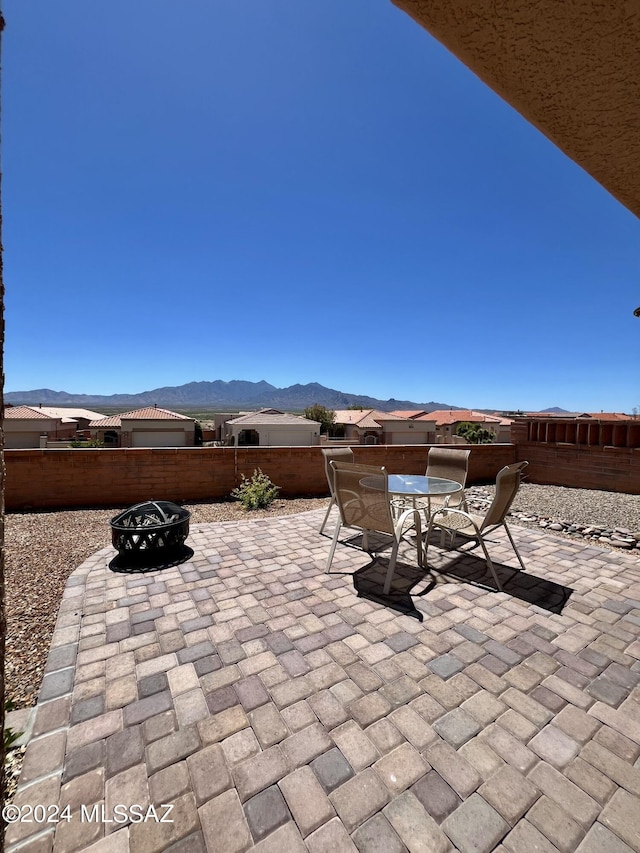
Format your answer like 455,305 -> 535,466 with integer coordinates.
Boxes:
511,417 -> 640,493
4,444 -> 516,511
513,442 -> 640,494
7,441 -> 638,511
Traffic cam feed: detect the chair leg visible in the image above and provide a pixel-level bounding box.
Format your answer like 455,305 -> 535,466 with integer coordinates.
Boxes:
503,522 -> 527,572
382,540 -> 400,595
319,496 -> 336,535
325,521 -> 343,573
414,513 -> 423,567
477,536 -> 503,592
424,516 -> 436,563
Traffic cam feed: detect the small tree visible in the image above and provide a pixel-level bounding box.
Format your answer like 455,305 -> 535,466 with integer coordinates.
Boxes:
303,404 -> 335,435
455,422 -> 495,444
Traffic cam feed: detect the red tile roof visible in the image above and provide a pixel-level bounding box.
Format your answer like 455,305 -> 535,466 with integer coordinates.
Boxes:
580,412 -> 632,421
89,407 -> 193,428
89,415 -> 122,428
333,409 -> 412,429
4,406 -> 52,420
120,407 -> 192,420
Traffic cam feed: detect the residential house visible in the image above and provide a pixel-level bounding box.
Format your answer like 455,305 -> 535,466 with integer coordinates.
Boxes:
418,409 -> 513,443
34,406 -> 106,429
3,405 -> 109,447
90,406 -> 196,447
333,410 -> 436,445
223,409 -> 321,446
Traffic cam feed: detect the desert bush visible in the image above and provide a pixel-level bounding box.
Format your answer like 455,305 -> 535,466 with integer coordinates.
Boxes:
231,469 -> 280,509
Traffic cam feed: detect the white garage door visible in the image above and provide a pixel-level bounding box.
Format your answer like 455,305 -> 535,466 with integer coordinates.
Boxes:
389,432 -> 427,445
132,431 -> 186,447
267,430 -> 312,446
5,432 -> 40,449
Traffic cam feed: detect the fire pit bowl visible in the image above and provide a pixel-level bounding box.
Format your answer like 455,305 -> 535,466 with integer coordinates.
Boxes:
110,500 -> 191,568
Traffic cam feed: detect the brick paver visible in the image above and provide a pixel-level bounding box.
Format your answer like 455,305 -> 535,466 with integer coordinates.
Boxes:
6,507 -> 640,852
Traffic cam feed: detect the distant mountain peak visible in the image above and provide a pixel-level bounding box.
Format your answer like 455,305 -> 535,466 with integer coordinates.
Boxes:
5,380 -> 458,413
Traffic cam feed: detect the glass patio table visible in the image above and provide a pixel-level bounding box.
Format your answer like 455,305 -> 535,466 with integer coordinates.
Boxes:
360,474 -> 463,515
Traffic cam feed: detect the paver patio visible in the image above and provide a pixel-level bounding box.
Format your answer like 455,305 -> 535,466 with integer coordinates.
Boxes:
6,507 -> 640,853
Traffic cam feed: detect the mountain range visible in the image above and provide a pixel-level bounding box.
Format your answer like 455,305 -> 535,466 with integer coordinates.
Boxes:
4,380 -> 461,413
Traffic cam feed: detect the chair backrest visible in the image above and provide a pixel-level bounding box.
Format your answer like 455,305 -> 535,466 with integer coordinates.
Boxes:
481,461 -> 528,529
330,460 -> 394,535
321,448 -> 355,496
426,447 -> 471,486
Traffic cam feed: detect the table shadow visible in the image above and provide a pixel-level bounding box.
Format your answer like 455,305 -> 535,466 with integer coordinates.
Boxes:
424,552 -> 573,615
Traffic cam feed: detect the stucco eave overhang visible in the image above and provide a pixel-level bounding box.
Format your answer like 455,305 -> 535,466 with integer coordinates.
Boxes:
391,0 -> 640,219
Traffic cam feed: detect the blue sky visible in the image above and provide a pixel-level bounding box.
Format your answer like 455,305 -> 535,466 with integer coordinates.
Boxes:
4,1 -> 639,412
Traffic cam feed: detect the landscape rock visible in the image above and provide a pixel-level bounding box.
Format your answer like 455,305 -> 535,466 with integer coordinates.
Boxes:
466,483 -> 640,553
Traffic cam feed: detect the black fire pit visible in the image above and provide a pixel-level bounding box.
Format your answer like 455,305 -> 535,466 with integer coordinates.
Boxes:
109,500 -> 192,571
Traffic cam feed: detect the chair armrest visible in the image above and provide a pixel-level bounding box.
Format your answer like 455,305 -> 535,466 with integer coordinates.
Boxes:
394,507 -> 422,538
430,507 -> 479,533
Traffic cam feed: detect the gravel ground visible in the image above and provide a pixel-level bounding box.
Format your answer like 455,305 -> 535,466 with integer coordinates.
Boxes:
473,482 -> 640,533
5,485 -> 640,711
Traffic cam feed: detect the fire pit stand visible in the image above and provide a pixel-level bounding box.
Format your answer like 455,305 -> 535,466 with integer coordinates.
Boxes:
110,500 -> 191,570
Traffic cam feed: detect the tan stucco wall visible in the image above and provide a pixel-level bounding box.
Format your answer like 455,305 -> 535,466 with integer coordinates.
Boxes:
229,423 -> 320,447
4,418 -> 59,448
392,0 -> 640,218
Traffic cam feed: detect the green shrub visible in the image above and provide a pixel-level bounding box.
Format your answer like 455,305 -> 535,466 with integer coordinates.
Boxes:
231,469 -> 280,510
4,699 -> 22,752
70,438 -> 104,448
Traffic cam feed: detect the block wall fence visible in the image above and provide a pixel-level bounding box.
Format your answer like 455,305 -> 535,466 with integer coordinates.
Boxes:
510,419 -> 640,494
5,439 -> 639,511
5,445 -> 515,510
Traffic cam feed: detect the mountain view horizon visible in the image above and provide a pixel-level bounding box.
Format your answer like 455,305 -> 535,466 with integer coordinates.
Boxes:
4,379 -> 571,415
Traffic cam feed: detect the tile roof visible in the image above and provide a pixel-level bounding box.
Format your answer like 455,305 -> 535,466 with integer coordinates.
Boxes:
388,410 -> 430,419
4,406 -> 52,420
355,412 -> 386,429
89,415 -> 122,428
581,412 -> 633,421
89,407 -> 194,428
120,407 -> 193,420
333,410 -> 414,429
333,409 -> 372,425
422,409 -> 504,426
36,407 -> 107,421
333,409 -> 382,428
226,412 -> 320,427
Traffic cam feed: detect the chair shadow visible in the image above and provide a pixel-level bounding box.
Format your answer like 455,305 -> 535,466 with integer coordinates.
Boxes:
425,551 -> 573,615
341,532 -> 573,617
337,531 -> 429,621
108,545 -> 195,574
353,558 -> 429,622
